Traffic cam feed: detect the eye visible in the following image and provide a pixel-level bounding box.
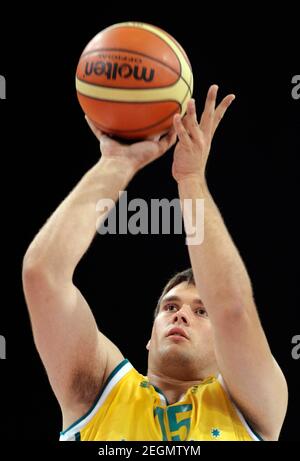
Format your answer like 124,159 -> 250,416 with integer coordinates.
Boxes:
195,308 -> 208,318
164,303 -> 178,312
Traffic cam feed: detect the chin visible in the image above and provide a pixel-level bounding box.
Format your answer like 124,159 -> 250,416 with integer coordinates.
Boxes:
161,348 -> 193,366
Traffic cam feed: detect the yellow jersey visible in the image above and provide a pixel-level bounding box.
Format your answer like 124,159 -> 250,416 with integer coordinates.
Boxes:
59,359 -> 263,441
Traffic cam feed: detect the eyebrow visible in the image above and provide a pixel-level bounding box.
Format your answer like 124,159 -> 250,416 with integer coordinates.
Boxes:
161,295 -> 204,306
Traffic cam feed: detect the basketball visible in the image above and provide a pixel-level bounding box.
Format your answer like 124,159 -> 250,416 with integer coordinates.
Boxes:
75,22 -> 193,140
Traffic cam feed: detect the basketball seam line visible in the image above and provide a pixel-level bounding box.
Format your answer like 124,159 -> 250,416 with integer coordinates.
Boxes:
89,103 -> 182,134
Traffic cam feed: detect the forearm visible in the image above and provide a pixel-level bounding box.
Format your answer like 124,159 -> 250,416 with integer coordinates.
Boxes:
178,177 -> 253,312
24,157 -> 134,280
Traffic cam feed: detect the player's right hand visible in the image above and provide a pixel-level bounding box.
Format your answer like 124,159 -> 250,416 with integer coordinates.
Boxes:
85,116 -> 177,174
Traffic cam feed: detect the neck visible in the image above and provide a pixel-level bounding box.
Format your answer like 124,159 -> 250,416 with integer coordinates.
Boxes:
147,365 -> 218,405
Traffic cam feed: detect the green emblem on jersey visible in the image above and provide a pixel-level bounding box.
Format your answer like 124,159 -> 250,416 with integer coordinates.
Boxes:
140,380 -> 150,388
191,385 -> 198,394
211,428 -> 221,438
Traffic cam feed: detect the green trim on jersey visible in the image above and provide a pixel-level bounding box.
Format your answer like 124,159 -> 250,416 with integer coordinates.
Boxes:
245,419 -> 264,441
60,358 -> 129,436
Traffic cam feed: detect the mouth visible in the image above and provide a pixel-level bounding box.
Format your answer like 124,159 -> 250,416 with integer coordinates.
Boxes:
168,334 -> 188,341
167,328 -> 189,340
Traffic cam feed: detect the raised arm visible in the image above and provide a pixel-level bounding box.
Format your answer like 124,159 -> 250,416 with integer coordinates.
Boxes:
172,86 -> 288,440
22,121 -> 176,427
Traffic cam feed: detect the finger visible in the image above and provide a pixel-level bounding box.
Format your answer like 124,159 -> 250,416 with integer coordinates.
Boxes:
85,115 -> 104,141
183,99 -> 202,142
199,84 -> 218,135
157,126 -> 177,154
146,133 -> 163,142
147,135 -> 161,142
212,94 -> 235,136
173,113 -> 192,147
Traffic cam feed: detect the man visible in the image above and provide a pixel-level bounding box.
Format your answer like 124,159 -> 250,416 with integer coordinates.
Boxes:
22,85 -> 287,441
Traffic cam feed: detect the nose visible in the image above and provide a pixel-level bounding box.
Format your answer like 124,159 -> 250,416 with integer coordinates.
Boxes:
172,304 -> 191,325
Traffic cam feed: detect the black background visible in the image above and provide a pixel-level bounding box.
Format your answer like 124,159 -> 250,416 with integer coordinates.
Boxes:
0,3 -> 299,442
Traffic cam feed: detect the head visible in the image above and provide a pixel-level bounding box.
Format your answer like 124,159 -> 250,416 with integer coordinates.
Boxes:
146,268 -> 218,380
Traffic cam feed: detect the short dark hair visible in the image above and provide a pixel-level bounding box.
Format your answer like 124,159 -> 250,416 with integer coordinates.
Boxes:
153,268 -> 195,319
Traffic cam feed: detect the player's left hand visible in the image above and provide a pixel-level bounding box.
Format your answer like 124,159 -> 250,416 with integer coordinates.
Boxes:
172,85 -> 235,184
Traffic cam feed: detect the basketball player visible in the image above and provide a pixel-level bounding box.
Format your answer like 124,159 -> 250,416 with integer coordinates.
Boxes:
22,85 -> 287,441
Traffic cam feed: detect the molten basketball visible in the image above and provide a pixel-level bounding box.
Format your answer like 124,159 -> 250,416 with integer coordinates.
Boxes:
76,22 -> 193,140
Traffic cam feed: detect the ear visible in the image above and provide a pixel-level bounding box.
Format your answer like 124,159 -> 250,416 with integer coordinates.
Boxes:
146,339 -> 151,351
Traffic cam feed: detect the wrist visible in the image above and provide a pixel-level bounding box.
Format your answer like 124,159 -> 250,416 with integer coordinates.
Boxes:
177,175 -> 209,195
97,157 -> 136,183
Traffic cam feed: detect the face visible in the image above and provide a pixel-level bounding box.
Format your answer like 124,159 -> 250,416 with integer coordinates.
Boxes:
146,282 -> 217,377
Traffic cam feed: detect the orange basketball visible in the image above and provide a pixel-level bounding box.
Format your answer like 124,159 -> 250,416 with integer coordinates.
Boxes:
76,22 -> 193,140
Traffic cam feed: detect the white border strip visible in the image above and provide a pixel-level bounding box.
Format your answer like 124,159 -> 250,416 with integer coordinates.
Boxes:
60,361 -> 133,441
156,391 -> 167,406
